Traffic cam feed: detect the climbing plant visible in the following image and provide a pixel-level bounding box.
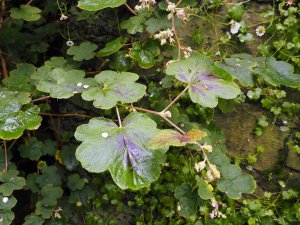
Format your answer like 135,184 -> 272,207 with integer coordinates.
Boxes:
0,0 -> 299,224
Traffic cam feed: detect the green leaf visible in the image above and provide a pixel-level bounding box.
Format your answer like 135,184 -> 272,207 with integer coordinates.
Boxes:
174,183 -> 202,217
97,37 -> 126,57
41,185 -> 63,206
217,164 -> 256,199
0,209 -> 14,225
0,90 -> 42,140
0,194 -> 17,210
0,170 -> 26,196
129,49 -> 155,69
109,52 -> 132,72
78,0 -> 126,11
254,57 -> 300,88
36,68 -> 87,99
201,124 -> 256,199
216,54 -> 263,87
67,174 -> 85,191
75,112 -> 167,190
10,5 -> 41,22
35,201 -> 54,219
148,129 -> 207,149
68,185 -> 96,205
197,177 -> 214,200
3,63 -> 36,92
19,138 -> 56,160
18,138 -> 42,161
67,42 -> 98,61
59,145 -> 79,171
81,70 -> 146,109
166,54 -> 240,108
23,214 -> 45,225
120,14 -> 146,34
36,166 -> 62,187
145,11 -> 173,33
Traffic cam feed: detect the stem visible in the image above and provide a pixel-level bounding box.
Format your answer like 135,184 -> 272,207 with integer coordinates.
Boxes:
166,0 -> 181,60
0,0 -> 5,29
125,105 -> 161,116
31,96 -> 51,103
0,50 -> 8,79
115,106 -> 122,127
26,0 -> 34,5
39,112 -> 92,118
125,3 -> 137,16
3,141 -> 8,172
161,85 -> 189,113
160,115 -> 186,134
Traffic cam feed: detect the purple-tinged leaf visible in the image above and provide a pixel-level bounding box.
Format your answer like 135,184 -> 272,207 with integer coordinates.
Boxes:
75,112 -> 167,190
166,55 -> 240,108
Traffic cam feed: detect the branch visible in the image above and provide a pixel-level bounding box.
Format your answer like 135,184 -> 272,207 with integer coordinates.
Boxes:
161,85 -> 189,113
0,50 -> 8,79
31,96 -> 51,103
125,3 -> 137,16
39,112 -> 92,118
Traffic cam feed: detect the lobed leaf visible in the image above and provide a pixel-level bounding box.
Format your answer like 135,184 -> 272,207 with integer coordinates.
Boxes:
67,41 -> 98,61
10,5 -> 41,21
166,54 -> 240,108
75,112 -> 167,190
81,70 -> 146,109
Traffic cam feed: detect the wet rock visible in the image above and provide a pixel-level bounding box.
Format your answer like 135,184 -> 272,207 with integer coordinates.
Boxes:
214,103 -> 286,171
286,150 -> 300,171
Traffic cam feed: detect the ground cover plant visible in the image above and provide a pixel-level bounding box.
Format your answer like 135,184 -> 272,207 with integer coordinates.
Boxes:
0,0 -> 300,224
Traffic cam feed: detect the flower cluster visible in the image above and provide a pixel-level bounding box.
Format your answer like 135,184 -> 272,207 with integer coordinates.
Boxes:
210,198 -> 227,219
183,46 -> 192,59
135,0 -> 156,11
166,2 -> 188,21
154,29 -> 175,45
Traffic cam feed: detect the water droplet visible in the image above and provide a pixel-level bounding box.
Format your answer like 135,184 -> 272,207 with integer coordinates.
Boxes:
101,132 -> 109,138
83,85 -> 89,89
3,197 -> 8,203
77,82 -> 83,87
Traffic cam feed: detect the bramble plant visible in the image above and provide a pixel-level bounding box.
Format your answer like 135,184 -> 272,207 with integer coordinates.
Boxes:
0,0 -> 300,224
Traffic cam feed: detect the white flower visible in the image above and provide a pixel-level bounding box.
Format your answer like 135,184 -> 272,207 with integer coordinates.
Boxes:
229,20 -> 241,34
77,82 -> 83,87
194,161 -> 206,172
255,25 -> 266,37
164,111 -> 172,118
66,40 -> 74,47
60,14 -> 68,21
135,0 -> 156,11
176,9 -> 187,21
2,197 -> 8,203
101,132 -> 109,138
167,2 -> 176,12
154,29 -> 175,46
202,144 -> 213,152
83,84 -> 89,89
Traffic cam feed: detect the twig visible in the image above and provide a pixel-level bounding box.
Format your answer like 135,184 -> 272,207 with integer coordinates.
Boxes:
31,96 -> 51,103
0,50 -> 8,79
115,106 -> 122,127
125,105 -> 186,134
162,85 -> 189,113
166,0 -> 181,60
0,0 -> 5,29
159,114 -> 186,134
26,0 -> 34,5
125,3 -> 137,16
39,112 -> 92,118
3,141 -> 8,172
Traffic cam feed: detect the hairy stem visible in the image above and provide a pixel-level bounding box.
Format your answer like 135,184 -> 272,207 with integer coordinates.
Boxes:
31,96 -> 51,103
125,3 -> 137,16
161,85 -> 189,113
39,112 -> 92,118
115,106 -> 122,127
